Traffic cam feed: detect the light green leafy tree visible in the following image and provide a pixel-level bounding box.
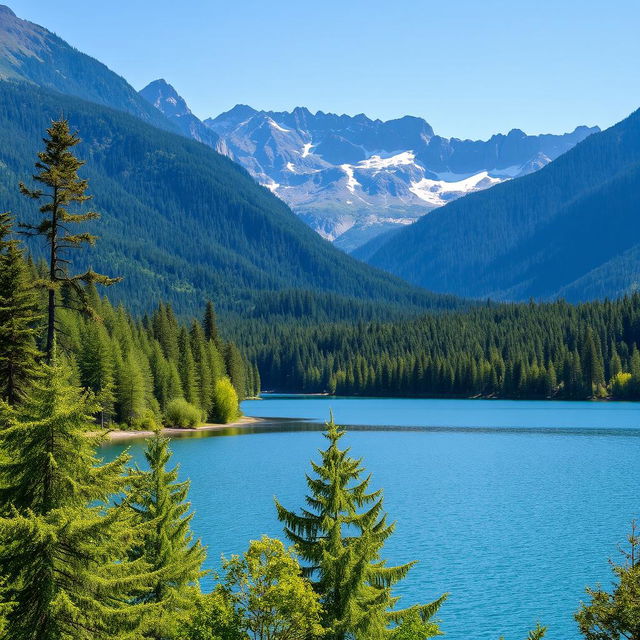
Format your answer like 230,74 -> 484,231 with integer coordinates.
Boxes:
211,377 -> 240,424
221,536 -> 324,640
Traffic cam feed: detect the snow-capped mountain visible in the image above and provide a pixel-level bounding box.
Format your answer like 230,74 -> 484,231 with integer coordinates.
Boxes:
140,81 -> 599,250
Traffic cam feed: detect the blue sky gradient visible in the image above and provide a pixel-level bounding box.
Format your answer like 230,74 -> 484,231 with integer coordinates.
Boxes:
7,0 -> 640,138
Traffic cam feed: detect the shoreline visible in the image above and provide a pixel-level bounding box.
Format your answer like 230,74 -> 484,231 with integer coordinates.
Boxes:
98,416 -> 266,442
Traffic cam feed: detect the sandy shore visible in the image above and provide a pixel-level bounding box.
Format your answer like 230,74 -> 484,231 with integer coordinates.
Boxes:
96,416 -> 266,442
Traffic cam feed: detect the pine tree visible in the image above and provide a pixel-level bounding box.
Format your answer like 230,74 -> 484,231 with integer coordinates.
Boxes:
0,352 -> 151,639
78,321 -> 116,428
129,435 -> 206,638
19,120 -> 120,361
225,343 -> 246,400
0,212 -> 41,404
203,300 -> 220,348
276,416 -> 446,640
117,350 -> 147,427
178,328 -> 200,408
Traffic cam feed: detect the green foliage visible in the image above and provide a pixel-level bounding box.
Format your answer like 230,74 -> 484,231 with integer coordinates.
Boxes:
129,434 -> 207,637
19,119 -> 120,359
245,294 -> 640,400
0,212 -> 41,404
391,610 -> 442,640
51,297 -> 246,430
178,590 -> 246,640
526,624 -> 547,640
211,378 -> 241,424
0,353 -> 151,639
221,536 -> 323,640
276,416 -> 446,640
575,525 -> 640,640
165,397 -> 202,429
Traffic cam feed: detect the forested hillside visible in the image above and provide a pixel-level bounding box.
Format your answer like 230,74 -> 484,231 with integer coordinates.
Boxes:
239,295 -> 640,400
359,108 -> 640,302
0,81 -> 460,319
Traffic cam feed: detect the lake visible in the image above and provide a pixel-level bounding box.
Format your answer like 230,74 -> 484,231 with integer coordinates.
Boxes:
104,395 -> 640,640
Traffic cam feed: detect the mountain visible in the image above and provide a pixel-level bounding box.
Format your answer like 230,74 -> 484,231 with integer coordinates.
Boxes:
0,80 -> 462,323
138,80 -> 598,251
0,5 -> 176,132
139,79 -> 219,148
357,108 -> 640,303
199,103 -> 598,250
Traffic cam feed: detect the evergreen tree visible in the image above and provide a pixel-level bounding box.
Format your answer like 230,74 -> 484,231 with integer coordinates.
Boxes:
276,416 -> 446,640
130,435 -> 206,638
78,322 -> 116,428
178,328 -> 200,408
19,119 -> 120,361
203,300 -> 221,348
0,352 -> 150,639
225,343 -> 247,400
117,350 -> 146,427
0,212 -> 41,404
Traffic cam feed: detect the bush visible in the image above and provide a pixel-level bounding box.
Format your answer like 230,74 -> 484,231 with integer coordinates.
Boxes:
210,377 -> 240,424
610,372 -> 632,398
164,398 -> 202,429
132,408 -> 160,431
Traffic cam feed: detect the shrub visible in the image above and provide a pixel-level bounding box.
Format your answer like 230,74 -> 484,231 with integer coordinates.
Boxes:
132,408 -> 160,431
610,372 -> 632,398
211,377 -> 240,424
165,397 -> 202,428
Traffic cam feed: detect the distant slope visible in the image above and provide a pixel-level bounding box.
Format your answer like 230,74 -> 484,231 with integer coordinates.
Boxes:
362,108 -> 640,302
0,5 -> 175,132
0,81 -> 460,320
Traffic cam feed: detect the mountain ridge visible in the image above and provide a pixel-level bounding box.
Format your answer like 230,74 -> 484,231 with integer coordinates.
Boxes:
359,107 -> 640,302
142,80 -> 598,250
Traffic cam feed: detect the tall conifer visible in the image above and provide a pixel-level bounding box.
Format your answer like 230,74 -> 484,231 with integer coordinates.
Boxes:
276,416 -> 446,640
130,435 -> 206,638
19,119 -> 120,361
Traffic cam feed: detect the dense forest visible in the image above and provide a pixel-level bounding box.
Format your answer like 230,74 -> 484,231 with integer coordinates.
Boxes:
0,81 -> 459,320
241,297 -> 640,400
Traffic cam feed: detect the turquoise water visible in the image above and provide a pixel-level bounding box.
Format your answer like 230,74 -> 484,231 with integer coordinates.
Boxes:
105,396 -> 640,640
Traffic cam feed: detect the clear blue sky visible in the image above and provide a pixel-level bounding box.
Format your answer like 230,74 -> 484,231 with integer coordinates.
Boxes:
7,0 -> 640,139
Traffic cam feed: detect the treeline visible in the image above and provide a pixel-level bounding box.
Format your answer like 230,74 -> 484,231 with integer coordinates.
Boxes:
244,297 -> 640,400
59,293 -> 260,427
1,223 -> 257,427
